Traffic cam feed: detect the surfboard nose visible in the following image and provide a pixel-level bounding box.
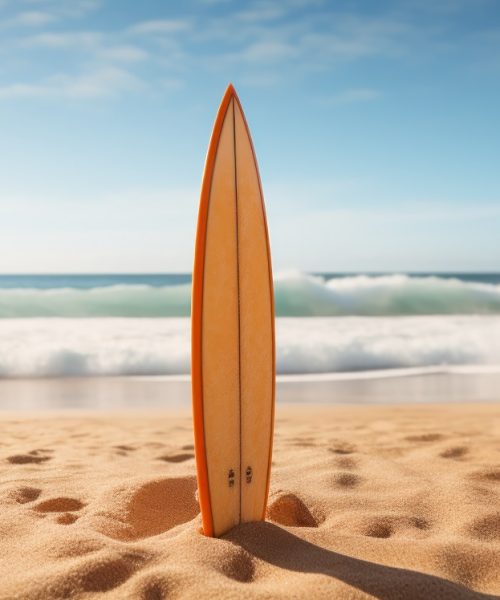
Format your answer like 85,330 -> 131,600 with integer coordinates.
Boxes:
225,82 -> 236,97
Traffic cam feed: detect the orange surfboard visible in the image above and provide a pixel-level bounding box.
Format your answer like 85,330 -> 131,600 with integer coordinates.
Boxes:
191,84 -> 275,537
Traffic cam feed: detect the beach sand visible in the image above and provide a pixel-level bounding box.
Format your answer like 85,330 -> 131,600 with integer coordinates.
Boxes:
1,401 -> 499,599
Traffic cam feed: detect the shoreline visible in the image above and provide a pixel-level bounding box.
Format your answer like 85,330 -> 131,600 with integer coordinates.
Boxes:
0,371 -> 499,411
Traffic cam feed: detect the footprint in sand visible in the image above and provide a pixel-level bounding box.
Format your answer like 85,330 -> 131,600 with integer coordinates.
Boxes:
468,514 -> 500,542
405,433 -> 444,443
218,547 -> 256,583
10,486 -> 42,504
438,543 -> 497,589
332,472 -> 362,488
132,575 -> 170,600
364,521 -> 393,539
35,496 -> 85,525
36,497 -> 85,512
362,515 -> 430,539
334,456 -> 358,470
156,453 -> 194,463
329,441 -> 356,455
114,445 -> 136,451
7,449 -> 53,465
439,446 -> 469,459
267,492 -> 322,528
468,468 -> 500,483
57,513 -> 79,525
290,437 -> 316,448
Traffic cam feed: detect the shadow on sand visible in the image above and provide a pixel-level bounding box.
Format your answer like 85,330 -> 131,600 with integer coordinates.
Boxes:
226,522 -> 497,600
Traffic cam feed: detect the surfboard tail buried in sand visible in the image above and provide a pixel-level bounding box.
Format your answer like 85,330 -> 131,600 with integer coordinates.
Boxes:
191,84 -> 276,537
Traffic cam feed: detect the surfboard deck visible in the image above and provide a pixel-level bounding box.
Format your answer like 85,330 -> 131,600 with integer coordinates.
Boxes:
191,84 -> 275,537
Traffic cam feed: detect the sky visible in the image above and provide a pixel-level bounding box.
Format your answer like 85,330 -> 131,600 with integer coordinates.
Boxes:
0,0 -> 499,273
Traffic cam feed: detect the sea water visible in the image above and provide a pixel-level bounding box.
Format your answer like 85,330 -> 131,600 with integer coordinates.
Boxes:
0,271 -> 499,377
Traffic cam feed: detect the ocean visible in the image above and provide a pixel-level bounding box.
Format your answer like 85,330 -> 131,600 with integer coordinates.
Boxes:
0,271 -> 499,378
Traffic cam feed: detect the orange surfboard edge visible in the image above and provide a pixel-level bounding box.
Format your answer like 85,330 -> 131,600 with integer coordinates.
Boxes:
191,83 -> 276,537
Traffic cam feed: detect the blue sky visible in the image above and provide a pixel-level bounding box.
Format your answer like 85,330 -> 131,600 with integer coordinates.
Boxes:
0,0 -> 499,273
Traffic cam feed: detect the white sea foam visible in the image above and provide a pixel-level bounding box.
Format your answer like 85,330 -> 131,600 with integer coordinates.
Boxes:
0,316 -> 499,378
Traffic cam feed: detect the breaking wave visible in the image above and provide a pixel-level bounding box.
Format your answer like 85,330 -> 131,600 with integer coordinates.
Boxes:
273,271 -> 500,316
0,316 -> 499,377
0,272 -> 500,317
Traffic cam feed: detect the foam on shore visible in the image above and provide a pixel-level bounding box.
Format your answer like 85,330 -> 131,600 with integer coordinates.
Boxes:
0,316 -> 499,378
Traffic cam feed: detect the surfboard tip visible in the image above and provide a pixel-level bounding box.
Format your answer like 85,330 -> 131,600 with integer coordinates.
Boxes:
225,82 -> 236,95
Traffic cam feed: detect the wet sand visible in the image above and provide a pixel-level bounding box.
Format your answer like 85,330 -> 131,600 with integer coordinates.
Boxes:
0,371 -> 499,411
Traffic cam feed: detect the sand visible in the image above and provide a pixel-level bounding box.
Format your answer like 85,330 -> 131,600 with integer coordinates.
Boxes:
1,402 -> 499,599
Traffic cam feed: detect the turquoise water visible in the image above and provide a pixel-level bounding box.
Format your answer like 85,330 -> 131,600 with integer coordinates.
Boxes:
0,272 -> 499,290
0,272 -> 499,317
0,274 -> 192,290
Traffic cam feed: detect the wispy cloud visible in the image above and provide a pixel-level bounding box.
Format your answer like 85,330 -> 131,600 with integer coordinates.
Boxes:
6,10 -> 55,27
128,19 -> 192,35
241,40 -> 297,63
0,6 -> 416,103
1,0 -> 102,26
0,67 -> 142,99
21,31 -> 101,48
190,9 -> 414,75
235,4 -> 286,23
0,0 -> 494,103
22,0 -> 102,19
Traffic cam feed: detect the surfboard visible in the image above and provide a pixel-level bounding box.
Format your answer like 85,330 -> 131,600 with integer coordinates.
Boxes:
191,84 -> 275,537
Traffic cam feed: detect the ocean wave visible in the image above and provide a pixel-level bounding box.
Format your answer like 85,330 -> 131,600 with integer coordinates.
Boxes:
0,316 -> 499,378
274,271 -> 500,316
0,273 -> 499,318
0,284 -> 191,318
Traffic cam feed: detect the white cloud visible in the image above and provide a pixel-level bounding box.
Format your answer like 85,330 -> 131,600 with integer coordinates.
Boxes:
128,19 -> 191,35
2,0 -> 102,25
97,45 -> 148,62
7,10 -> 55,26
56,66 -> 143,98
0,66 -> 143,99
22,31 -> 101,48
0,82 -> 49,99
235,4 -> 286,23
241,40 -> 297,62
22,0 -> 102,19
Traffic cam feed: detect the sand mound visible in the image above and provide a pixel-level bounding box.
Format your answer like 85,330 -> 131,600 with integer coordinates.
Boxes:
85,476 -> 199,541
1,403 -> 499,599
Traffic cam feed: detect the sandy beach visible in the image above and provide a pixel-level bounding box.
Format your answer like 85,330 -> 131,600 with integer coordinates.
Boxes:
1,396 -> 499,599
